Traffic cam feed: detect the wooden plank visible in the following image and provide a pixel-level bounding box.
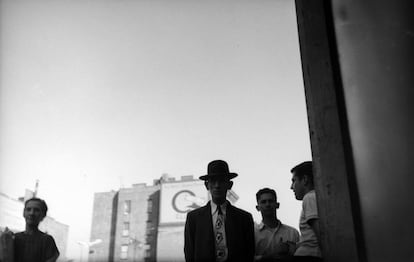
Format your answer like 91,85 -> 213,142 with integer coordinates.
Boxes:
294,0 -> 363,261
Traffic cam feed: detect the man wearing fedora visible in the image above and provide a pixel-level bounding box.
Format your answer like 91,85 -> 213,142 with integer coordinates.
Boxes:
184,160 -> 255,262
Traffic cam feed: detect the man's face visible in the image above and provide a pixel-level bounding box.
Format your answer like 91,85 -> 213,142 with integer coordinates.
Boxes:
256,192 -> 279,216
23,200 -> 45,226
291,172 -> 306,200
205,177 -> 232,204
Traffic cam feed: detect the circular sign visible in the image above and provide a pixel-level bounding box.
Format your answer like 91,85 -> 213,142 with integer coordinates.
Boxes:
172,190 -> 202,213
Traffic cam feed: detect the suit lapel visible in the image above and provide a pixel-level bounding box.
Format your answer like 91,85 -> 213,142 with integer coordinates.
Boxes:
201,202 -> 215,259
225,202 -> 235,234
202,202 -> 214,236
225,202 -> 236,259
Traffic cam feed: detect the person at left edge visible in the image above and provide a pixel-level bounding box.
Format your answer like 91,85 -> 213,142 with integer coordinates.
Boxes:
184,159 -> 255,262
14,198 -> 60,262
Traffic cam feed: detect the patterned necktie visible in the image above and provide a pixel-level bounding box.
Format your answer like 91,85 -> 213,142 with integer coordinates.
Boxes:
215,205 -> 227,262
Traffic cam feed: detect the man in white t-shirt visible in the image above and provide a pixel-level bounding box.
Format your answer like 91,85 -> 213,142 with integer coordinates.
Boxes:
290,161 -> 322,262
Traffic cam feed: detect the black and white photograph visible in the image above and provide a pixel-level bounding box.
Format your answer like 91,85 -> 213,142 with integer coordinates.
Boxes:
0,0 -> 412,262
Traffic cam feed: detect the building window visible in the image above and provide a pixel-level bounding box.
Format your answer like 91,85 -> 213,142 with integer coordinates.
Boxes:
146,222 -> 153,235
147,199 -> 153,213
122,222 -> 130,236
120,245 -> 128,260
124,200 -> 131,214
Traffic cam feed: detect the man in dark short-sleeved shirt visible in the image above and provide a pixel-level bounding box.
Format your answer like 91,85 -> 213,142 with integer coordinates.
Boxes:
14,198 -> 59,262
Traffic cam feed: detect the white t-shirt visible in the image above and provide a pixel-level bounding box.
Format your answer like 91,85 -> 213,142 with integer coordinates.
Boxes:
295,190 -> 322,257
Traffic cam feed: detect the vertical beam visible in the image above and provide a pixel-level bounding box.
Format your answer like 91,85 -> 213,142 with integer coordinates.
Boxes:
295,0 -> 363,261
329,1 -> 414,261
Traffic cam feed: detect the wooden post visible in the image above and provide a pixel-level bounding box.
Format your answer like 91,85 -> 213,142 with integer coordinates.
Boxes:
295,0 -> 364,261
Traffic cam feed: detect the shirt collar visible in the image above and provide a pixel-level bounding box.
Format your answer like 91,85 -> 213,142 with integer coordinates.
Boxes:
305,189 -> 315,197
210,200 -> 229,215
258,220 -> 282,231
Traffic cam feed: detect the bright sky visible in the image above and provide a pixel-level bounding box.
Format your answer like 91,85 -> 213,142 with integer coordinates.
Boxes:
0,0 -> 311,260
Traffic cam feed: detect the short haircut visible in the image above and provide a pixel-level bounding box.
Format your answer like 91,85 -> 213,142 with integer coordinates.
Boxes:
256,188 -> 277,202
291,161 -> 313,182
25,198 -> 48,217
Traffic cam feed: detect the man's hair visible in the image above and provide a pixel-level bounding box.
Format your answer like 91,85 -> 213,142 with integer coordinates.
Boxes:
25,197 -> 48,217
290,161 -> 313,183
256,188 -> 277,202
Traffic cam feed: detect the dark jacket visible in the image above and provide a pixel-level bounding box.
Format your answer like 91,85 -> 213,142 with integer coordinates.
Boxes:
184,201 -> 255,262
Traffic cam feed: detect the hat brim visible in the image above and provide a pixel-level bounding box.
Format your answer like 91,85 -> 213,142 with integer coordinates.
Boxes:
199,173 -> 238,181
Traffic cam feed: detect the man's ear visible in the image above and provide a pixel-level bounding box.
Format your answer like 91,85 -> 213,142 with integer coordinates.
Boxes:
255,205 -> 260,212
204,181 -> 209,190
227,181 -> 233,189
303,174 -> 310,185
276,202 -> 280,209
304,174 -> 313,187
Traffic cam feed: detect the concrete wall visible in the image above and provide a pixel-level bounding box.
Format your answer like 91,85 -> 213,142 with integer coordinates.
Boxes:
331,1 -> 414,261
296,0 -> 413,261
296,0 -> 414,260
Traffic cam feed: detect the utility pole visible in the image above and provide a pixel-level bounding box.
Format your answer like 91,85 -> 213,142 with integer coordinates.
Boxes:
33,179 -> 39,197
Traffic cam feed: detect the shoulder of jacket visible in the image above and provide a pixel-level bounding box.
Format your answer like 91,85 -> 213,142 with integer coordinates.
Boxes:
188,204 -> 209,215
229,205 -> 252,217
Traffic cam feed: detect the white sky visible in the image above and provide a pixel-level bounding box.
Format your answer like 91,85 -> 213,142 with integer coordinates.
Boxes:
0,0 -> 311,260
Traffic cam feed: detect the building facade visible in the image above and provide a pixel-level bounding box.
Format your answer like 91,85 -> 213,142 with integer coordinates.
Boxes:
89,182 -> 160,262
89,175 -> 238,262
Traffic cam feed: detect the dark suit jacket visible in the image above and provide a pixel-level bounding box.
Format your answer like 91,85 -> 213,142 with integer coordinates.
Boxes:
184,201 -> 255,262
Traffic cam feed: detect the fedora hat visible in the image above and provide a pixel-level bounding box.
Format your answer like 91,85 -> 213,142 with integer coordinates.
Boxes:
199,160 -> 238,180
